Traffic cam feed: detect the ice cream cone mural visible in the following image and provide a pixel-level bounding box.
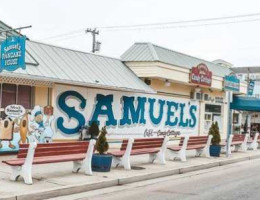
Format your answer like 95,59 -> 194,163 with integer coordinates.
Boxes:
19,113 -> 29,144
0,104 -> 55,152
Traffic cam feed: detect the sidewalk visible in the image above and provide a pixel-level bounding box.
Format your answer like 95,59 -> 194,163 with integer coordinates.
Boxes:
1,150 -> 260,200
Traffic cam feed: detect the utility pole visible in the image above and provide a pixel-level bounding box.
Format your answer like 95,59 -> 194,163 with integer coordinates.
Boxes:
85,28 -> 100,53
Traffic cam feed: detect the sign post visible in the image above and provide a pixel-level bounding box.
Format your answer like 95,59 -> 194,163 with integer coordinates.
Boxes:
224,74 -> 239,157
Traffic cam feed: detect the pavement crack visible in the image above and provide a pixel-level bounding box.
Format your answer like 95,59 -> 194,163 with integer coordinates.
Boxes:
153,189 -> 198,196
45,180 -> 66,186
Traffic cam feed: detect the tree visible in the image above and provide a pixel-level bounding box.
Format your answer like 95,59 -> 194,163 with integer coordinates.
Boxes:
89,122 -> 99,139
96,126 -> 109,154
209,122 -> 221,145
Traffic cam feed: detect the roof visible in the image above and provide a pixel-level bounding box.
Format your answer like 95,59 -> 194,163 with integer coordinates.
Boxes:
231,66 -> 260,74
212,59 -> 233,68
0,21 -> 23,39
121,42 -> 231,77
0,40 -> 154,93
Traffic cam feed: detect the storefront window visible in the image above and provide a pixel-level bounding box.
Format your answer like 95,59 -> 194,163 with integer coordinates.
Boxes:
1,84 -> 16,107
17,85 -> 32,109
0,84 -> 33,118
233,113 -> 239,124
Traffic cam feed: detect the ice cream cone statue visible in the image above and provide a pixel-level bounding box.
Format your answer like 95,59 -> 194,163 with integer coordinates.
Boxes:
19,112 -> 29,144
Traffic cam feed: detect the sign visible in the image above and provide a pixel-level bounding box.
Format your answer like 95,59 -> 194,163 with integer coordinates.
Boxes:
215,97 -> 224,104
224,75 -> 240,92
190,63 -> 212,87
248,80 -> 255,96
0,36 -> 26,72
5,104 -> 25,118
54,85 -> 200,139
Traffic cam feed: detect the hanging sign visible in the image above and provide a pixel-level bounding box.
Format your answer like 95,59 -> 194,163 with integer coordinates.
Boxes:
4,104 -> 26,118
190,63 -> 212,87
0,36 -> 26,72
224,75 -> 240,92
248,80 -> 255,96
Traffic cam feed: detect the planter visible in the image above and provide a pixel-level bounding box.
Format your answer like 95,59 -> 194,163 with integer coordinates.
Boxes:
210,145 -> 221,157
92,154 -> 112,172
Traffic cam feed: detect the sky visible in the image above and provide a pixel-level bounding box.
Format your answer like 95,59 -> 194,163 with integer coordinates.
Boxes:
1,0 -> 260,67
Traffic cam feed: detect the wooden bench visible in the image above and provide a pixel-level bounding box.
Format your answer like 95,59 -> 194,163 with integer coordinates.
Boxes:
167,135 -> 213,161
221,134 -> 249,155
108,136 -> 169,170
2,140 -> 96,184
248,133 -> 259,150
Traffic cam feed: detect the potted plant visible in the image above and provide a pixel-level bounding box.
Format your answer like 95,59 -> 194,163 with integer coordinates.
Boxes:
209,122 -> 221,157
92,126 -> 112,172
89,122 -> 100,140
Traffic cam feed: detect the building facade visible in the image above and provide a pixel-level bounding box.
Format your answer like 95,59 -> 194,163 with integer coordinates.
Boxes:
0,21 -> 248,153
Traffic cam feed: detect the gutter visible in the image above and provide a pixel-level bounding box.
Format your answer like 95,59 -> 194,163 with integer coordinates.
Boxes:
0,73 -> 156,94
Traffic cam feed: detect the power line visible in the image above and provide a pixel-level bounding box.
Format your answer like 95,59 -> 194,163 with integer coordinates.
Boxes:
102,18 -> 260,31
97,12 -> 260,29
37,12 -> 260,41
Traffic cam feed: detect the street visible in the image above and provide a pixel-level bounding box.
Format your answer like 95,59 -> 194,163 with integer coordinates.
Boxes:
52,159 -> 260,200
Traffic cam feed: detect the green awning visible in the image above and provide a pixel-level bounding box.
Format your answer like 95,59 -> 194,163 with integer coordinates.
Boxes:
230,96 -> 260,112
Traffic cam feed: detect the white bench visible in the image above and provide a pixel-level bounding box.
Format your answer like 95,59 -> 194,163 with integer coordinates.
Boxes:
221,134 -> 249,155
167,135 -> 212,162
108,137 -> 169,170
248,133 -> 259,150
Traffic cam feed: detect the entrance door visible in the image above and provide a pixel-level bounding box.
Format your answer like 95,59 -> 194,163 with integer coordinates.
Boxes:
213,114 -> 222,131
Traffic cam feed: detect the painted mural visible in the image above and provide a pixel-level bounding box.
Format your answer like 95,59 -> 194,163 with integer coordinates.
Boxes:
54,85 -> 200,139
0,105 -> 55,153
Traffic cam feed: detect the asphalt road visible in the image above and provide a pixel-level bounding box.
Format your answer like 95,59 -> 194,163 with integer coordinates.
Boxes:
52,159 -> 260,200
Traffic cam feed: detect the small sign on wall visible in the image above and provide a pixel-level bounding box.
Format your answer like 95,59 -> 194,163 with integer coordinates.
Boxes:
190,63 -> 212,87
224,75 -> 240,92
5,104 -> 26,118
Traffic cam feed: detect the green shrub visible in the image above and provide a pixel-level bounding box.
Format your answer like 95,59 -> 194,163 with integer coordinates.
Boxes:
96,126 -> 109,154
209,122 -> 221,145
89,122 -> 99,139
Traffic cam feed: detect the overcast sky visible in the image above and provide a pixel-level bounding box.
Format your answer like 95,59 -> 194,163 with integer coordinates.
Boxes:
1,0 -> 260,67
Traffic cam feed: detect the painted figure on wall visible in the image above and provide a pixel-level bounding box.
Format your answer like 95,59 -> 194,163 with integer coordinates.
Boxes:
0,118 -> 15,149
0,105 -> 55,152
29,105 -> 54,143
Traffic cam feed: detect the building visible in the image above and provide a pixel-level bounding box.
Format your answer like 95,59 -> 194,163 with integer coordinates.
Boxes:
231,66 -> 260,133
121,43 -> 247,137
0,22 -> 248,153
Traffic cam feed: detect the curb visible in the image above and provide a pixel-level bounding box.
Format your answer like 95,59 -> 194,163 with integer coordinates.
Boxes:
1,154 -> 259,200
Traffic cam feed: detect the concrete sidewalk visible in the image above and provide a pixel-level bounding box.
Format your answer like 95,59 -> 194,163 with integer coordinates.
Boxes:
1,150 -> 260,200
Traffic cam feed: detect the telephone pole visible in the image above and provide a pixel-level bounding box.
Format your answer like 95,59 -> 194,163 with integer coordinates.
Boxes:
85,28 -> 100,53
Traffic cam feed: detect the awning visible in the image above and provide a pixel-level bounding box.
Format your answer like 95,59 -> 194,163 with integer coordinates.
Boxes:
230,96 -> 260,112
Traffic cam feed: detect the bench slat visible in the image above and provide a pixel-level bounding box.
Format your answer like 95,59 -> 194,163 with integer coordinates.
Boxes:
19,141 -> 89,148
120,138 -> 164,151
3,153 -> 87,166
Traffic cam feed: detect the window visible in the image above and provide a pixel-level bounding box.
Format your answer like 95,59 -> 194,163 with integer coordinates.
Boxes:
1,84 -> 16,108
17,85 -> 32,109
233,113 -> 239,124
205,113 -> 212,121
0,84 -> 33,118
205,104 -> 221,113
